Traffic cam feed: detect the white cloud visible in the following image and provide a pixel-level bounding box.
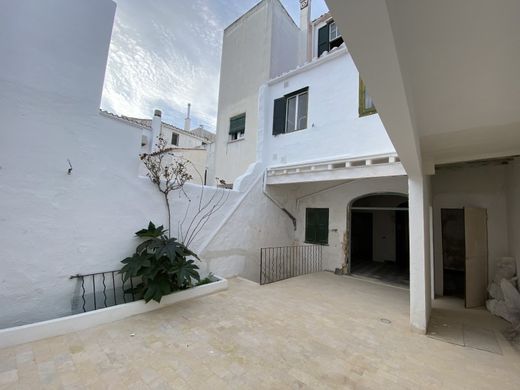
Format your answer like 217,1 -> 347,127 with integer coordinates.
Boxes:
101,0 -> 328,132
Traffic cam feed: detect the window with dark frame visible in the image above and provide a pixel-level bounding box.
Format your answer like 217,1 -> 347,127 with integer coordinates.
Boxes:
318,20 -> 344,57
305,208 -> 329,245
272,87 -> 308,135
229,113 -> 246,141
171,132 -> 179,146
359,78 -> 376,117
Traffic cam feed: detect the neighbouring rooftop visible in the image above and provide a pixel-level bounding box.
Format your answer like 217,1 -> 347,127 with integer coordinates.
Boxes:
1,273 -> 519,389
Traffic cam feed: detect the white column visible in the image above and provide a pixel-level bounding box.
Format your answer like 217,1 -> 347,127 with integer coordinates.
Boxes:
408,174 -> 432,333
151,109 -> 162,152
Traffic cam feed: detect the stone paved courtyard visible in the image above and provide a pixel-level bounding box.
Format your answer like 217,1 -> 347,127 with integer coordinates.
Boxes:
1,272 -> 520,389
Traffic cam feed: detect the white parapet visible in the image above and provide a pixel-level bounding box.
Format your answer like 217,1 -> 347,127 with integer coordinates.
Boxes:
266,153 -> 405,185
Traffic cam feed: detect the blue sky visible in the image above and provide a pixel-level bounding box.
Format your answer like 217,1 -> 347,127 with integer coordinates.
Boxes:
101,0 -> 328,132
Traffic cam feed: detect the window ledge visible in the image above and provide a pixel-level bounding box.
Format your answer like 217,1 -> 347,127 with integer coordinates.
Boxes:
227,137 -> 245,144
359,110 -> 377,118
304,241 -> 329,246
274,128 -> 308,136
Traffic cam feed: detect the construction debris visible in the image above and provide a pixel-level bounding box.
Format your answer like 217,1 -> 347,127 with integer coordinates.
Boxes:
486,257 -> 520,331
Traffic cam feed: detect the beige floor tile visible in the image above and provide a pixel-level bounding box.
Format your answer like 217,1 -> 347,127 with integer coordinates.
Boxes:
1,273 -> 520,389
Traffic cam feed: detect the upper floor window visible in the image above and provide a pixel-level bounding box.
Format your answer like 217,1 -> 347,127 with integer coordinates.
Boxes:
318,20 -> 344,57
171,132 -> 179,146
229,113 -> 246,141
329,22 -> 340,41
359,78 -> 376,117
273,87 -> 309,135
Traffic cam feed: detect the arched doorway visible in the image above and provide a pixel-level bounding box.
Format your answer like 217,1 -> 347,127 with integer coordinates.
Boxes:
348,193 -> 409,286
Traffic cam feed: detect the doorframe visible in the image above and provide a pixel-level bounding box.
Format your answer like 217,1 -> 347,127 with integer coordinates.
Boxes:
346,192 -> 409,274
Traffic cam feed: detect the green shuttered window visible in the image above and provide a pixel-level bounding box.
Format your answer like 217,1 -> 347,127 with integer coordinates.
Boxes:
305,208 -> 329,245
272,87 -> 309,135
318,20 -> 344,57
229,114 -> 246,134
229,113 -> 246,141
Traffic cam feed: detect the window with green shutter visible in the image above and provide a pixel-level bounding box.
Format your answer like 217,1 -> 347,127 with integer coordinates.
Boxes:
305,208 -> 329,245
229,113 -> 246,141
317,20 -> 344,57
272,87 -> 309,135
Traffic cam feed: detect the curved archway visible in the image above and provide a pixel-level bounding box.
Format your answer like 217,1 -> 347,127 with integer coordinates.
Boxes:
347,192 -> 409,286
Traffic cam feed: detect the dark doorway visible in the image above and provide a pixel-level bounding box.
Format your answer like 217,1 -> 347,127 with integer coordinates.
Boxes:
351,212 -> 373,263
441,209 -> 465,298
349,194 -> 409,287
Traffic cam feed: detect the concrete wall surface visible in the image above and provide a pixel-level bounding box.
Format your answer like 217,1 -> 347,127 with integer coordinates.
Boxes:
432,163 -> 510,296
507,158 -> 520,276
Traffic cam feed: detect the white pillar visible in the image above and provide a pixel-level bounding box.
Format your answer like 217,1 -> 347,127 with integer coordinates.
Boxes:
408,174 -> 433,333
151,109 -> 162,152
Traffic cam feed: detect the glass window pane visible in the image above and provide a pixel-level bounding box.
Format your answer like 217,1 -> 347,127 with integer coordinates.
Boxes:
365,93 -> 374,110
286,96 -> 296,132
297,92 -> 308,130
330,22 -> 337,41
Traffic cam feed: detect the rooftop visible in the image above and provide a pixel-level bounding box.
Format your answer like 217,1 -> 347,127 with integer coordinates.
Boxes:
1,273 -> 518,389
100,110 -> 215,143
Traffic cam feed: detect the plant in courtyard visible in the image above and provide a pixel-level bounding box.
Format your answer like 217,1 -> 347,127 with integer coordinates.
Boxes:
140,136 -> 229,245
120,222 -> 200,303
140,136 -> 192,237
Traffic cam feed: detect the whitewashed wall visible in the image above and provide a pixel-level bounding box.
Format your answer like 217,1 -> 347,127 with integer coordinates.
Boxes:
291,176 -> 408,271
160,126 -> 205,149
0,0 -> 254,329
202,176 -> 295,283
261,49 -> 396,168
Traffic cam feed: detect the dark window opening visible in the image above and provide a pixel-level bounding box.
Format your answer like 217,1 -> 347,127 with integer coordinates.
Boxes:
318,21 -> 344,57
273,87 -> 309,135
171,133 -> 179,146
229,113 -> 246,141
305,208 -> 329,245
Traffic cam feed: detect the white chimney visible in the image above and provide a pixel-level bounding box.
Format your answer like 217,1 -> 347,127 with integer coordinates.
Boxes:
299,0 -> 312,64
184,103 -> 192,132
151,109 -> 162,152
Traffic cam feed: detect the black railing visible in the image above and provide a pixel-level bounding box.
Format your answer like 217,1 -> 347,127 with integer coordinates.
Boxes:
70,270 -> 140,312
260,244 -> 323,285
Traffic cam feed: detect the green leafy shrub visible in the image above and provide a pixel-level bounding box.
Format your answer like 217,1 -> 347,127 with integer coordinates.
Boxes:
120,222 -> 200,303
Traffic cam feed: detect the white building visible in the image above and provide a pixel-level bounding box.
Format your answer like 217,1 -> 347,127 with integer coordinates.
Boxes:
2,0 -> 520,341
101,107 -> 215,184
212,0 -> 520,334
211,0 -> 300,186
0,0 -> 294,329
213,2 -> 407,286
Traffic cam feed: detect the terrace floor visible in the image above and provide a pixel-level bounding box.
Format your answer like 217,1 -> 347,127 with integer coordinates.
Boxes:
1,272 -> 519,389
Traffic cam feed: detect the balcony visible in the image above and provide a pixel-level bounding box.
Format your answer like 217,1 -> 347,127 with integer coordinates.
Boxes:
266,153 -> 405,185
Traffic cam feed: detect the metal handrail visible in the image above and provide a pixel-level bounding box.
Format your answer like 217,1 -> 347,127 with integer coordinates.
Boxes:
260,244 -> 323,285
